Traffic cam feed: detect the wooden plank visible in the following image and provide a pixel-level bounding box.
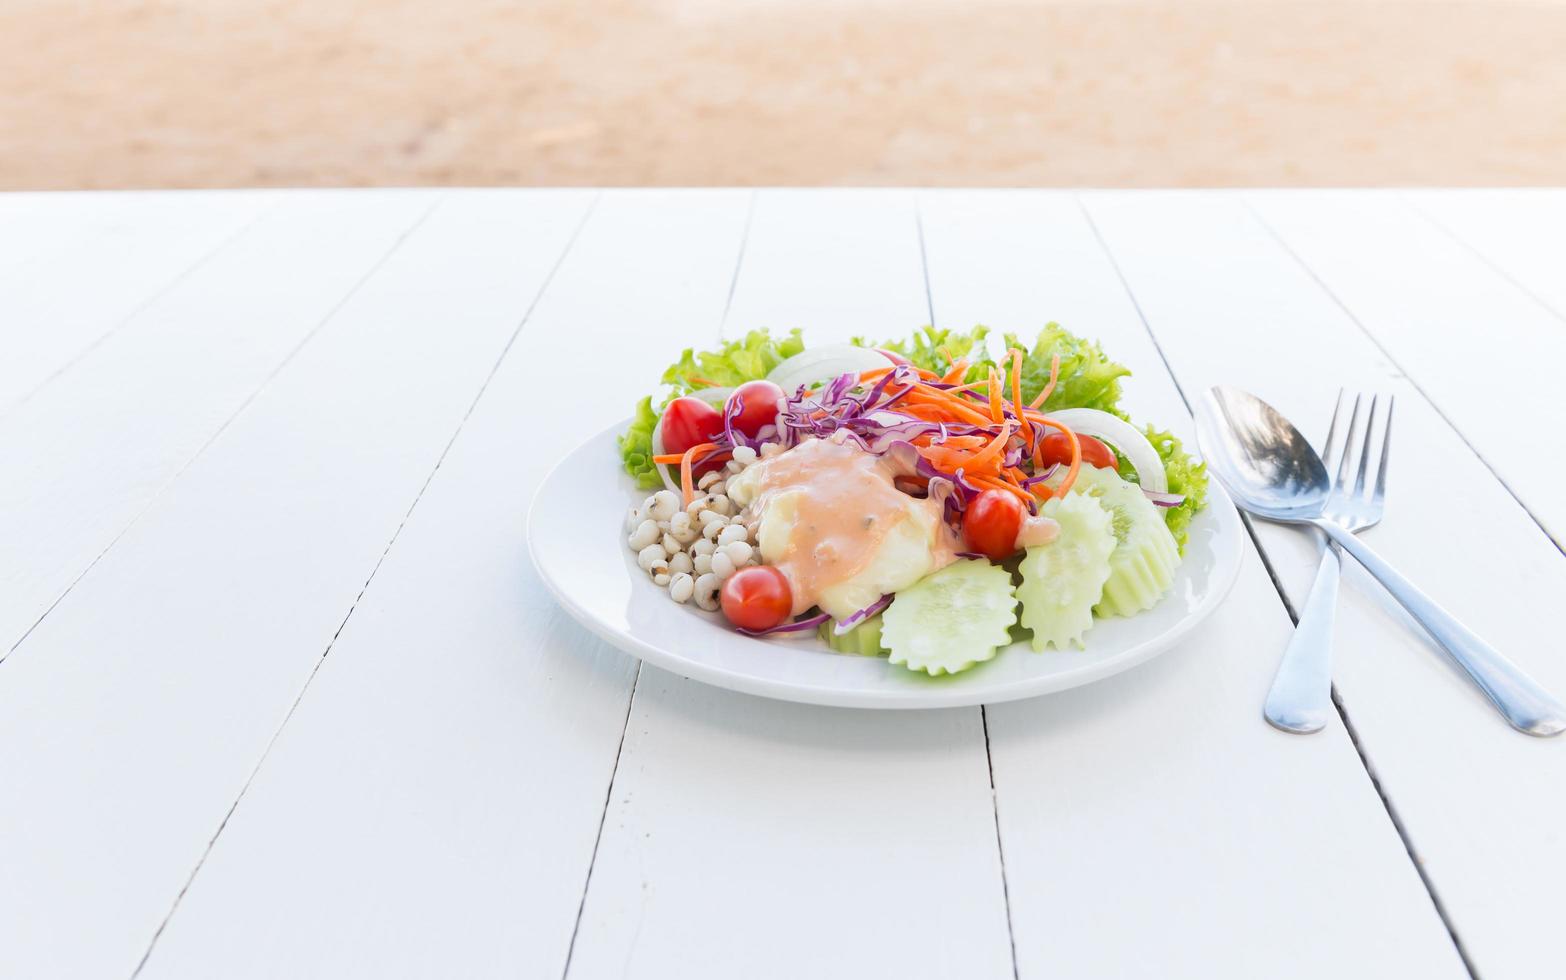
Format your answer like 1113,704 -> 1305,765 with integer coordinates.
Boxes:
1084,189 -> 1566,980
567,190 -> 1015,980
0,191 -> 272,413
1407,189 -> 1566,320
0,191 -> 432,658
0,190 -> 593,979
1245,190 -> 1566,549
917,190 -> 1466,979
137,190 -> 751,979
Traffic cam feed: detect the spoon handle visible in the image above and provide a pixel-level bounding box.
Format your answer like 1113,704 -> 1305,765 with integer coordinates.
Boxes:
1313,520 -> 1566,737
1264,540 -> 1340,734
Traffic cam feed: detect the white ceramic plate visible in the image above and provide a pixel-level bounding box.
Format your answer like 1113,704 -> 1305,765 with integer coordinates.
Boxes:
530,423 -> 1245,708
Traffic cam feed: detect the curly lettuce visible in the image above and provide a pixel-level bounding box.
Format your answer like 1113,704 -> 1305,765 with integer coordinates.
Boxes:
1138,427 -> 1207,552
660,328 -> 804,395
620,328 -> 805,488
1003,323 -> 1132,416
856,325 -> 994,385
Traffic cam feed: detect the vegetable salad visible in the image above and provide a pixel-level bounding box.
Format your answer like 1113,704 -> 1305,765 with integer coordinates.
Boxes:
619,324 -> 1208,676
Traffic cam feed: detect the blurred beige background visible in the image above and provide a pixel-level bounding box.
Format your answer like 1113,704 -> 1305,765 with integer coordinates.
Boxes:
4,0 -> 1564,188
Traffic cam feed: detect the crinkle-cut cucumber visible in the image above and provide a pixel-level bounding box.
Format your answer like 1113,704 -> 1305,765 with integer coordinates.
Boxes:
1071,466 -> 1181,617
1017,492 -> 1115,651
818,615 -> 888,656
881,559 -> 1017,676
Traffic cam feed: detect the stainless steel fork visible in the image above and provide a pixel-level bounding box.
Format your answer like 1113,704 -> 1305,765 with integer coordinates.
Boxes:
1264,391 -> 1390,734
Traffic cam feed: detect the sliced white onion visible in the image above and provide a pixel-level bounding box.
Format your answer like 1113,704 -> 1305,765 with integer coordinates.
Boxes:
1042,407 -> 1167,494
647,411 -> 683,495
767,344 -> 892,395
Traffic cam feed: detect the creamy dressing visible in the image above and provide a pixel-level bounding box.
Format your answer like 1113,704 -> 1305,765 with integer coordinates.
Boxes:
729,438 -> 960,617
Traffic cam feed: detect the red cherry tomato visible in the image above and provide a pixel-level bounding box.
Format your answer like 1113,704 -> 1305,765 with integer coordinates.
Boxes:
876,348 -> 910,367
721,565 -> 794,631
660,396 -> 724,455
963,489 -> 1026,561
727,380 -> 786,438
1034,430 -> 1117,470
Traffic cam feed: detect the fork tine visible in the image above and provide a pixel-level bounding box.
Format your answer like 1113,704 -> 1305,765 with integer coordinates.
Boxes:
1320,389 -> 1345,469
1333,394 -> 1362,492
1353,395 -> 1378,497
1373,394 -> 1394,505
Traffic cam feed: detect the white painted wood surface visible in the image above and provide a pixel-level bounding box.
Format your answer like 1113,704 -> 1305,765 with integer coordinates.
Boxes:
919,190 -> 1466,979
1084,189 -> 1566,980
1,189 -> 1561,980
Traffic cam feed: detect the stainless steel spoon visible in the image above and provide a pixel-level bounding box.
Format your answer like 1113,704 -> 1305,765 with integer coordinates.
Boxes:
1195,385 -> 1566,737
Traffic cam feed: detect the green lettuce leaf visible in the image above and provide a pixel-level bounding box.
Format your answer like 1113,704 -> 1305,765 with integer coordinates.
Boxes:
620,328 -> 806,488
618,395 -> 663,489
1002,323 -> 1132,416
1120,426 -> 1208,553
856,325 -> 994,385
660,328 -> 805,394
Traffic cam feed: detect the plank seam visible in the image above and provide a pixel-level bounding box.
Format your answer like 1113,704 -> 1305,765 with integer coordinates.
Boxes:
127,191 -> 601,978
559,663 -> 642,980
1,195 -> 446,668
1240,193 -> 1563,562
559,190 -> 759,977
1077,191 -> 1477,979
1403,193 -> 1566,328
916,194 -> 1019,979
1,197 -> 281,421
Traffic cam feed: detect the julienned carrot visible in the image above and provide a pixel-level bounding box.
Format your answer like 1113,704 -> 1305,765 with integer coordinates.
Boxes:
1027,353 -> 1062,410
1008,348 -> 1031,445
976,474 -> 1033,505
940,359 -> 970,384
1030,415 -> 1081,498
686,376 -> 720,388
680,442 -> 720,505
986,366 -> 1005,423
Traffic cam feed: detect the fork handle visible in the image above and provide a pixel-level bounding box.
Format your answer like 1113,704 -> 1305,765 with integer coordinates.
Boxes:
1312,520 -> 1566,737
1264,541 -> 1340,734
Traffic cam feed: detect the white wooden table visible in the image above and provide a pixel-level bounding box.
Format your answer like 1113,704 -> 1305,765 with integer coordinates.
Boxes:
3,189 -> 1562,980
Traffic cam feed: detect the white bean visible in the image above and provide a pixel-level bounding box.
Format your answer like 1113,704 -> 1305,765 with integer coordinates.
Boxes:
697,470 -> 721,490
721,540 -> 753,565
649,490 -> 680,522
717,523 -> 748,546
669,572 -> 694,603
759,442 -> 782,458
709,494 -> 732,516
698,508 -> 727,528
671,526 -> 700,547
625,507 -> 642,533
694,573 -> 721,610
628,519 -> 660,551
661,532 -> 681,554
702,520 -> 726,542
711,551 -> 736,580
685,497 -> 709,517
653,571 -> 671,587
668,552 -> 692,575
725,459 -> 744,475
692,538 -> 716,557
692,554 -> 713,575
709,479 -> 726,496
636,543 -> 667,572
732,445 -> 758,466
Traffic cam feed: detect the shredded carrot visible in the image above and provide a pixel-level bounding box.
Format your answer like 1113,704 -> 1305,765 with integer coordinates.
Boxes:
674,442 -> 720,505
940,358 -> 971,385
1027,353 -> 1062,410
967,422 -> 1014,472
976,474 -> 1033,505
686,376 -> 720,388
1008,348 -> 1032,445
1027,416 -> 1081,498
986,366 -> 1005,423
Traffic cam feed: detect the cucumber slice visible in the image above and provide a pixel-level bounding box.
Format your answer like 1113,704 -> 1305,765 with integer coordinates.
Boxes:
818,615 -> 888,656
881,559 -> 1018,676
1017,492 -> 1115,651
1070,466 -> 1181,617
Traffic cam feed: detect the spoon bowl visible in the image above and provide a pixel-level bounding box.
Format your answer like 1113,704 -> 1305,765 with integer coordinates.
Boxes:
1195,386 -> 1330,523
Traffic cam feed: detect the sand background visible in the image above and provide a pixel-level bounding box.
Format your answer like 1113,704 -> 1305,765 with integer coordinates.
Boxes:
4,0 -> 1564,189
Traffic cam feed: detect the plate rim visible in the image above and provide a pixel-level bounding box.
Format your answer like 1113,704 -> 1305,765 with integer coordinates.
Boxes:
529,420 -> 1245,709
